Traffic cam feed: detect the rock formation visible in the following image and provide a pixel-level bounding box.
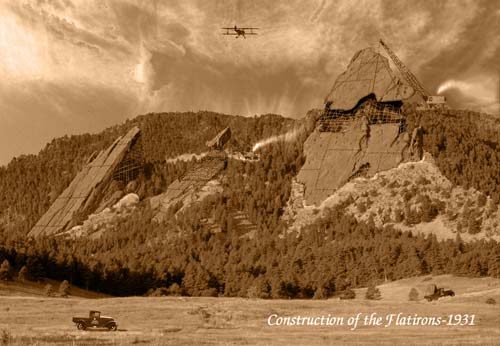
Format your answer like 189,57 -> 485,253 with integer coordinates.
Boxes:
294,47 -> 422,208
150,128 -> 231,222
291,154 -> 500,241
324,47 -> 414,110
60,193 -> 140,239
150,157 -> 226,222
28,127 -> 141,237
297,116 -> 422,206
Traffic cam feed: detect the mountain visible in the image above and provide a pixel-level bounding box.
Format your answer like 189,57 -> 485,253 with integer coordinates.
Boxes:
288,153 -> 500,240
1,45 -> 500,298
0,111 -> 295,236
0,106 -> 498,298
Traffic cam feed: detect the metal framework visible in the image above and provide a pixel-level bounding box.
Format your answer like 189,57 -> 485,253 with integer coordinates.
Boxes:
180,156 -> 226,182
379,39 -> 429,99
319,100 -> 405,133
112,134 -> 143,185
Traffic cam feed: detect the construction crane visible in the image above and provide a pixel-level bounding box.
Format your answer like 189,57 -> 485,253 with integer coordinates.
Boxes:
379,39 -> 446,109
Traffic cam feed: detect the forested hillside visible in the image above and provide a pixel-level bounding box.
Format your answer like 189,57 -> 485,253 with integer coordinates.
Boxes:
406,107 -> 500,203
0,108 -> 500,298
0,111 -> 294,235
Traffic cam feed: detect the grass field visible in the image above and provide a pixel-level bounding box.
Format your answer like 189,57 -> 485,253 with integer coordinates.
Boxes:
1,275 -> 500,345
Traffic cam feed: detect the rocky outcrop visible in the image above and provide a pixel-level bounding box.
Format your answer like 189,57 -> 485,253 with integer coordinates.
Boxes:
28,127 -> 141,238
293,46 -> 423,208
59,193 -> 140,239
324,48 -> 414,110
150,127 -> 233,222
291,154 -> 500,241
150,155 -> 226,223
296,117 -> 421,206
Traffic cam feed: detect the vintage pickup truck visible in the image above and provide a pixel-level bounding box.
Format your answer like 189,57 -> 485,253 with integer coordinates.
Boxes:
424,284 -> 455,302
72,310 -> 118,331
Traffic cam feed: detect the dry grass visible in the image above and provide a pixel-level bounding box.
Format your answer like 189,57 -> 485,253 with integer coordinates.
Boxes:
1,275 -> 500,345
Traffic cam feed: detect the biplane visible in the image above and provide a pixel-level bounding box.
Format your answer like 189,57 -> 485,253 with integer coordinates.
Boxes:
221,26 -> 258,39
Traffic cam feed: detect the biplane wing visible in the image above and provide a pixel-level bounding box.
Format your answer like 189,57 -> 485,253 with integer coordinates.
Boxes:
221,27 -> 259,35
222,32 -> 258,35
221,27 -> 259,30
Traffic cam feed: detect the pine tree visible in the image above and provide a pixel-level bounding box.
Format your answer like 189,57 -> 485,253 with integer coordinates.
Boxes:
58,280 -> 70,297
26,258 -> 45,281
313,286 -> 327,300
408,287 -> 419,301
44,283 -> 54,297
340,288 -> 356,300
18,265 -> 28,282
488,248 -> 500,278
0,259 -> 11,281
420,195 -> 438,222
365,284 -> 381,300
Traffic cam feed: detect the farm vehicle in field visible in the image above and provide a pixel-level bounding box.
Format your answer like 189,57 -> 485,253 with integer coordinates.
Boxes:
72,310 -> 118,331
424,284 -> 455,301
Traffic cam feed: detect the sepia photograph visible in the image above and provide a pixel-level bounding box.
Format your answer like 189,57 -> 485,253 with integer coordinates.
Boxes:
0,0 -> 499,345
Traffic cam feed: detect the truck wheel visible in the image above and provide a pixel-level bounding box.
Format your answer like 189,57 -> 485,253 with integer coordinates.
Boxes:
108,323 -> 117,331
77,323 -> 86,330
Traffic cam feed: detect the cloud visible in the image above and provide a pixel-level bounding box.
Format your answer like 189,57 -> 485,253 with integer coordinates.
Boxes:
0,0 -> 498,165
415,0 -> 500,111
0,12 -> 42,78
437,78 -> 498,113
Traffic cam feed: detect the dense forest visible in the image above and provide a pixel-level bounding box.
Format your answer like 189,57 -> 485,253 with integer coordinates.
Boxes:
0,108 -> 500,298
0,111 -> 294,235
2,202 -> 500,298
405,106 -> 500,203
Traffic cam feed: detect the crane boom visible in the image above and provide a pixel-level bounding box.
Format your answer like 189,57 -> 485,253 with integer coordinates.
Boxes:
379,39 -> 429,99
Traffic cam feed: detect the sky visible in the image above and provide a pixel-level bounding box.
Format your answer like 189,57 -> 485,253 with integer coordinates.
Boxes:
0,0 -> 499,165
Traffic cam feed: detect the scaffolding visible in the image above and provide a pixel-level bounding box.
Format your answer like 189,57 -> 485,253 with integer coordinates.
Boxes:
112,134 -> 144,185
319,100 -> 406,133
181,156 -> 226,182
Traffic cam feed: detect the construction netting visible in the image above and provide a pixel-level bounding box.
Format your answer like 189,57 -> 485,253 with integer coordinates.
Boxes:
319,100 -> 406,133
112,135 -> 144,185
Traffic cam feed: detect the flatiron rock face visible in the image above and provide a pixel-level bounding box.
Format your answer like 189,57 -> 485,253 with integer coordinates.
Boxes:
150,155 -> 226,222
296,117 -> 421,206
28,127 -> 141,238
150,128 -> 233,222
325,48 -> 414,111
293,45 -> 423,208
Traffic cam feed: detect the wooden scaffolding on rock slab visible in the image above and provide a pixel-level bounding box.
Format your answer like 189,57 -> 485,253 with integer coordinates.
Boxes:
112,134 -> 144,185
